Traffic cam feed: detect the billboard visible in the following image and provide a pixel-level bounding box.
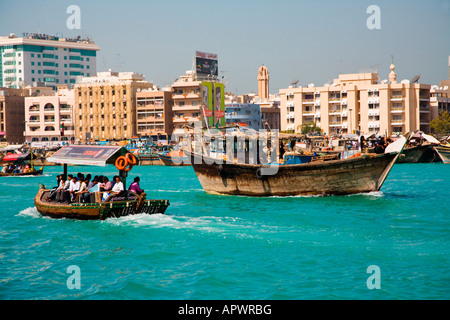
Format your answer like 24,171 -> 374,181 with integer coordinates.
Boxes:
196,51 -> 218,76
214,83 -> 225,127
201,81 -> 214,127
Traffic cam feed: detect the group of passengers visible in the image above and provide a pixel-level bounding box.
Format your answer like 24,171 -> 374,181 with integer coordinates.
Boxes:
2,164 -> 33,174
46,172 -> 144,204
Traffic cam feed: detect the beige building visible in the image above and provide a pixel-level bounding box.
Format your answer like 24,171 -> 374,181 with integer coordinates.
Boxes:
24,86 -> 75,147
430,79 -> 450,120
136,88 -> 174,139
279,64 -> 432,136
257,65 -> 269,101
74,71 -> 153,142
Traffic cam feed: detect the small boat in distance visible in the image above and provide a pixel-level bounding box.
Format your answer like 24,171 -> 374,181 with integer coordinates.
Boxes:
35,145 -> 169,220
0,151 -> 44,177
159,150 -> 190,166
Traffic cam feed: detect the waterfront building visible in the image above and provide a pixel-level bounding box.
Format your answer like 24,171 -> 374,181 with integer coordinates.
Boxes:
0,87 -> 28,144
279,64 -> 432,136
171,70 -> 225,136
225,103 -> 261,130
0,33 -> 100,89
74,71 -> 153,142
430,79 -> 450,119
24,86 -> 75,147
136,88 -> 174,141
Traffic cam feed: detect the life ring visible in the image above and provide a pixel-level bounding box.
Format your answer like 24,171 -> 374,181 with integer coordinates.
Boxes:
115,156 -> 128,171
255,168 -> 263,179
126,153 -> 137,166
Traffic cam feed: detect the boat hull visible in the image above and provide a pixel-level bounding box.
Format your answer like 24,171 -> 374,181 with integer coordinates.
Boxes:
186,151 -> 399,197
34,188 -> 169,220
397,144 -> 439,163
434,145 -> 450,164
0,168 -> 43,177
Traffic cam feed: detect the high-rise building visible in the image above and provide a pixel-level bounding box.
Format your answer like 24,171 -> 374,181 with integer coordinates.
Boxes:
279,64 -> 432,136
0,33 -> 100,89
74,71 -> 153,142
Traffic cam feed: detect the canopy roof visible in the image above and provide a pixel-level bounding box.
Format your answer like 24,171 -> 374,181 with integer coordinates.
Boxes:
47,145 -> 128,166
2,153 -> 20,162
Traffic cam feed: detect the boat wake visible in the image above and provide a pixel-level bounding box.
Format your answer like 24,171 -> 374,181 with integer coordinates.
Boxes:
17,207 -> 42,218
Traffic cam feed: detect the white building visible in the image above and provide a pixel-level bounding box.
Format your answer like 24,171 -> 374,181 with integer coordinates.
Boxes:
0,33 -> 100,89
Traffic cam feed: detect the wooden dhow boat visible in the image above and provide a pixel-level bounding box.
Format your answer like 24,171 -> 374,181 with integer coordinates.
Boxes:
158,150 -> 190,166
185,133 -> 410,197
35,145 -> 169,220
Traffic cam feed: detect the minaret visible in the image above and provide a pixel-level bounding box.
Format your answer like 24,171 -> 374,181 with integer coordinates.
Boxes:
389,56 -> 397,84
257,65 -> 269,101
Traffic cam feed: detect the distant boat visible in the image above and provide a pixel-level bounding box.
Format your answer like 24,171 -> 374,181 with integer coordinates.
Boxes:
396,132 -> 441,163
185,133 -> 409,197
159,150 -> 190,166
434,144 -> 450,164
0,151 -> 44,177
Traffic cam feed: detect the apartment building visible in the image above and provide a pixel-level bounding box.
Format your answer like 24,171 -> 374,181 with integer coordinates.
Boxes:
171,70 -> 225,135
74,71 -> 153,142
225,103 -> 261,130
279,64 -> 432,136
0,33 -> 99,89
430,80 -> 450,119
136,88 -> 174,140
24,86 -> 75,147
0,87 -> 28,144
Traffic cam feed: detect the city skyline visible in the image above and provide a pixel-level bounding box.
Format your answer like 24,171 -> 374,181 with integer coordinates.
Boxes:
1,0 -> 449,95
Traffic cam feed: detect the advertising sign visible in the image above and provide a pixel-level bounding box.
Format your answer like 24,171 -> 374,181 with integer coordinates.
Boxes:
201,82 -> 214,127
214,82 -> 225,127
196,51 -> 218,76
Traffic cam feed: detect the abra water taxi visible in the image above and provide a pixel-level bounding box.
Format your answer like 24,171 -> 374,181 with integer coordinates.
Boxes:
35,145 -> 169,220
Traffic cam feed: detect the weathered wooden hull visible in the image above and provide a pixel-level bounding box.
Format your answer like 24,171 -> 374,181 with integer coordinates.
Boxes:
34,188 -> 170,220
397,145 -> 439,163
186,151 -> 399,197
159,154 -> 190,166
0,168 -> 43,177
434,145 -> 450,164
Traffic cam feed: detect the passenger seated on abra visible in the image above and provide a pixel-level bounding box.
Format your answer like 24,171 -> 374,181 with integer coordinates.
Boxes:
74,178 -> 89,203
46,175 -> 63,201
56,175 -> 71,202
99,176 -> 112,192
80,177 -> 99,203
103,176 -> 124,202
128,177 -> 144,195
68,176 -> 81,203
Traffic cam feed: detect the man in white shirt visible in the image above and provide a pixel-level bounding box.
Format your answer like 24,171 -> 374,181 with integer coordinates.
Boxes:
104,176 -> 124,202
69,176 -> 81,202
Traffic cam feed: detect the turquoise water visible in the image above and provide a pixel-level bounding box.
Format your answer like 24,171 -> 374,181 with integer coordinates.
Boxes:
0,163 -> 449,300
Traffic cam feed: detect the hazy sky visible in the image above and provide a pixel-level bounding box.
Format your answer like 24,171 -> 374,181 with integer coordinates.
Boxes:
1,0 -> 449,94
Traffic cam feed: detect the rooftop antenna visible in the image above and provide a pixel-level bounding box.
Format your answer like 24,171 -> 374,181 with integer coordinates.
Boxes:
291,79 -> 299,88
114,53 -> 124,71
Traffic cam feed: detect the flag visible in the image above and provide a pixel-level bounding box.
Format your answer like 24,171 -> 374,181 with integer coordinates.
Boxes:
61,123 -> 64,136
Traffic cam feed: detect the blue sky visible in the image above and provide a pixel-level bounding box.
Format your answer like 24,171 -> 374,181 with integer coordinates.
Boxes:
1,0 -> 449,94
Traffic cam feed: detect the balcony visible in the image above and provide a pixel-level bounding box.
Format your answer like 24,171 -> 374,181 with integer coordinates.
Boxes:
302,99 -> 314,104
391,107 -> 404,113
172,93 -> 201,100
391,119 -> 404,125
172,105 -> 201,112
390,96 -> 403,101
173,116 -> 201,123
420,107 -> 430,113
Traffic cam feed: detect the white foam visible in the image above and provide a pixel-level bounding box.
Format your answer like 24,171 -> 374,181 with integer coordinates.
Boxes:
17,207 -> 42,218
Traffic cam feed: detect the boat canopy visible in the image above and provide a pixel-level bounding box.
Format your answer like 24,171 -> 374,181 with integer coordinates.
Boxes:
47,145 -> 128,166
0,144 -> 25,152
2,153 -> 21,162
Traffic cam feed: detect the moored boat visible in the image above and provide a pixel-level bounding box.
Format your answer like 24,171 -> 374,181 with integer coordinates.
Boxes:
0,151 -> 44,177
35,145 -> 170,220
434,144 -> 450,164
159,150 -> 190,166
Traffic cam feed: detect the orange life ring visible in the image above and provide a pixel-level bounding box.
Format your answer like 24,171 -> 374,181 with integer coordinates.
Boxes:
126,153 -> 137,166
115,156 -> 128,171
